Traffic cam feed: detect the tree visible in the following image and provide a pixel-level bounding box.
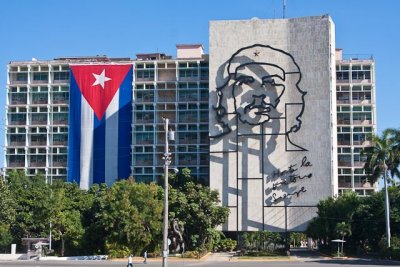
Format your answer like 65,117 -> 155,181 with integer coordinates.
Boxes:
169,169 -> 229,250
306,192 -> 360,245
80,183 -> 109,255
49,181 -> 90,256
363,129 -> 400,185
7,171 -> 52,244
363,128 -> 400,247
0,178 -> 15,252
98,179 -> 163,256
335,221 -> 351,254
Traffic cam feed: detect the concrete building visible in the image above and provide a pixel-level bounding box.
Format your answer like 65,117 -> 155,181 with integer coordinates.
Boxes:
5,45 -> 209,183
209,16 -> 337,232
4,17 -> 376,228
335,48 -> 377,196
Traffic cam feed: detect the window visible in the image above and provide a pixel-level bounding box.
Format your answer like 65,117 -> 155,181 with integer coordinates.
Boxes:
33,72 -> 48,81
179,69 -> 198,78
137,70 -> 154,79
54,72 -> 69,81
16,73 -> 28,82
336,71 -> 349,80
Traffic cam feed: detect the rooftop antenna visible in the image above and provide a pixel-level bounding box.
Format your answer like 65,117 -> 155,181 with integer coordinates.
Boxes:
283,0 -> 286,18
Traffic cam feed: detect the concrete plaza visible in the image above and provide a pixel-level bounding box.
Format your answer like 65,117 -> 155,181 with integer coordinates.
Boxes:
0,250 -> 398,267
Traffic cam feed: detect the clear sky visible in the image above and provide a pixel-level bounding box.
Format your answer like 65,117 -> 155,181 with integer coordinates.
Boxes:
0,0 -> 399,167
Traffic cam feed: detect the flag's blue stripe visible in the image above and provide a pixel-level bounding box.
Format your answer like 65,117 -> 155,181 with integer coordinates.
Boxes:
118,66 -> 133,179
93,115 -> 106,185
67,73 -> 81,184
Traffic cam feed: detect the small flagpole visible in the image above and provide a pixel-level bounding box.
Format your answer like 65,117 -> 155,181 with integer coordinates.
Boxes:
283,0 -> 286,18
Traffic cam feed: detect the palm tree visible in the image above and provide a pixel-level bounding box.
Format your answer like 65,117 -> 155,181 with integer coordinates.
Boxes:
335,221 -> 351,255
362,128 -> 400,248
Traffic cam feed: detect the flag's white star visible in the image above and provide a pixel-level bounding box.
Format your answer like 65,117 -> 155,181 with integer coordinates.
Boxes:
92,69 -> 111,88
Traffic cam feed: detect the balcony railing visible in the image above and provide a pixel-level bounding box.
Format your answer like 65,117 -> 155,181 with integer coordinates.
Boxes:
52,141 -> 67,146
136,140 -> 153,145
352,119 -> 372,125
354,182 -> 372,188
338,182 -> 352,188
10,99 -> 27,105
53,161 -> 67,167
31,141 -> 47,146
9,120 -> 26,125
135,160 -> 153,166
10,80 -> 28,85
353,140 -> 372,146
31,99 -> 48,104
31,120 -> 47,125
336,99 -> 350,104
29,161 -> 46,167
338,141 -> 351,146
52,120 -> 68,125
352,99 -> 371,104
337,119 -> 351,125
9,141 -> 26,146
179,160 -> 197,165
52,99 -> 68,104
8,161 -> 25,167
353,161 -> 365,167
338,161 -> 352,167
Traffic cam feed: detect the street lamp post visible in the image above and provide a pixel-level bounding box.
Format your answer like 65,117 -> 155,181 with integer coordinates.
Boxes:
162,117 -> 174,267
383,163 -> 391,247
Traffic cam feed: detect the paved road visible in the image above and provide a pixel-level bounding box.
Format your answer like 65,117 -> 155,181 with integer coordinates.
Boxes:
0,250 -> 398,267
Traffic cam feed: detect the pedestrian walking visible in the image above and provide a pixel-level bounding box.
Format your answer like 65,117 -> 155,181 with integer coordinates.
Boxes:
127,254 -> 133,267
143,250 -> 147,264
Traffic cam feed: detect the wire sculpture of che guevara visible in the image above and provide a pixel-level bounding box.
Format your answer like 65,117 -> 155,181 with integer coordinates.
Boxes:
211,44 -> 307,152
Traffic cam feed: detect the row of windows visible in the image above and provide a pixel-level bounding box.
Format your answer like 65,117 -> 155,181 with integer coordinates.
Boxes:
7,127 -> 68,134
135,82 -> 208,90
337,126 -> 373,133
7,147 -> 68,154
9,86 -> 69,93
12,72 -> 69,82
337,105 -> 372,112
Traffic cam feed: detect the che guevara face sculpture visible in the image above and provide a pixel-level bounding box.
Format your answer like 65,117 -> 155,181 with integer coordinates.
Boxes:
212,44 -> 306,145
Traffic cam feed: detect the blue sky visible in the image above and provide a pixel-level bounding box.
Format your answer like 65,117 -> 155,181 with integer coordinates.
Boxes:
0,0 -> 399,167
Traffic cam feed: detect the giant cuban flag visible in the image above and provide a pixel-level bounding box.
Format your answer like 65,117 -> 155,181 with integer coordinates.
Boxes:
68,65 -> 132,189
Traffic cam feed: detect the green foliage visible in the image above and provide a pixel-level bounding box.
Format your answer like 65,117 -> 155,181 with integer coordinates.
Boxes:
214,238 -> 237,252
0,224 -> 13,252
1,168 -> 229,256
241,231 -> 285,252
0,178 -> 16,225
308,186 -> 400,254
169,168 -> 229,250
289,232 -> 307,247
306,191 -> 360,243
363,128 -> 400,185
49,181 -> 90,256
7,171 -> 52,243
104,241 -> 131,259
98,179 -> 163,255
335,221 -> 351,239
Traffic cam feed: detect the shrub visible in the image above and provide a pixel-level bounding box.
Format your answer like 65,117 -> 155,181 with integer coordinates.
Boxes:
214,238 -> 237,252
105,242 -> 131,259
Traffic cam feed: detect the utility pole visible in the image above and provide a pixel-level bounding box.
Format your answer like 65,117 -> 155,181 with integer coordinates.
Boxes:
162,117 -> 174,267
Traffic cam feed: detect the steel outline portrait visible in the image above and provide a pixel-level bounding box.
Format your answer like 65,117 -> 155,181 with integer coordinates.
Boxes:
211,44 -> 307,151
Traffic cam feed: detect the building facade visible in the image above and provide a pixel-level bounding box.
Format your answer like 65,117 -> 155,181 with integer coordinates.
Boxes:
5,45 -> 209,183
4,21 -> 376,201
336,49 -> 377,196
209,16 -> 337,232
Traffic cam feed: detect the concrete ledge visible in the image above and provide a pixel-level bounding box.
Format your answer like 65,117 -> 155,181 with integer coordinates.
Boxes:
0,254 -> 27,261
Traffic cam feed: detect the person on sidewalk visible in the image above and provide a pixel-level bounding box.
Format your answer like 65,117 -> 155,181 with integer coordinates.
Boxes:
143,250 -> 147,264
127,254 -> 133,267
